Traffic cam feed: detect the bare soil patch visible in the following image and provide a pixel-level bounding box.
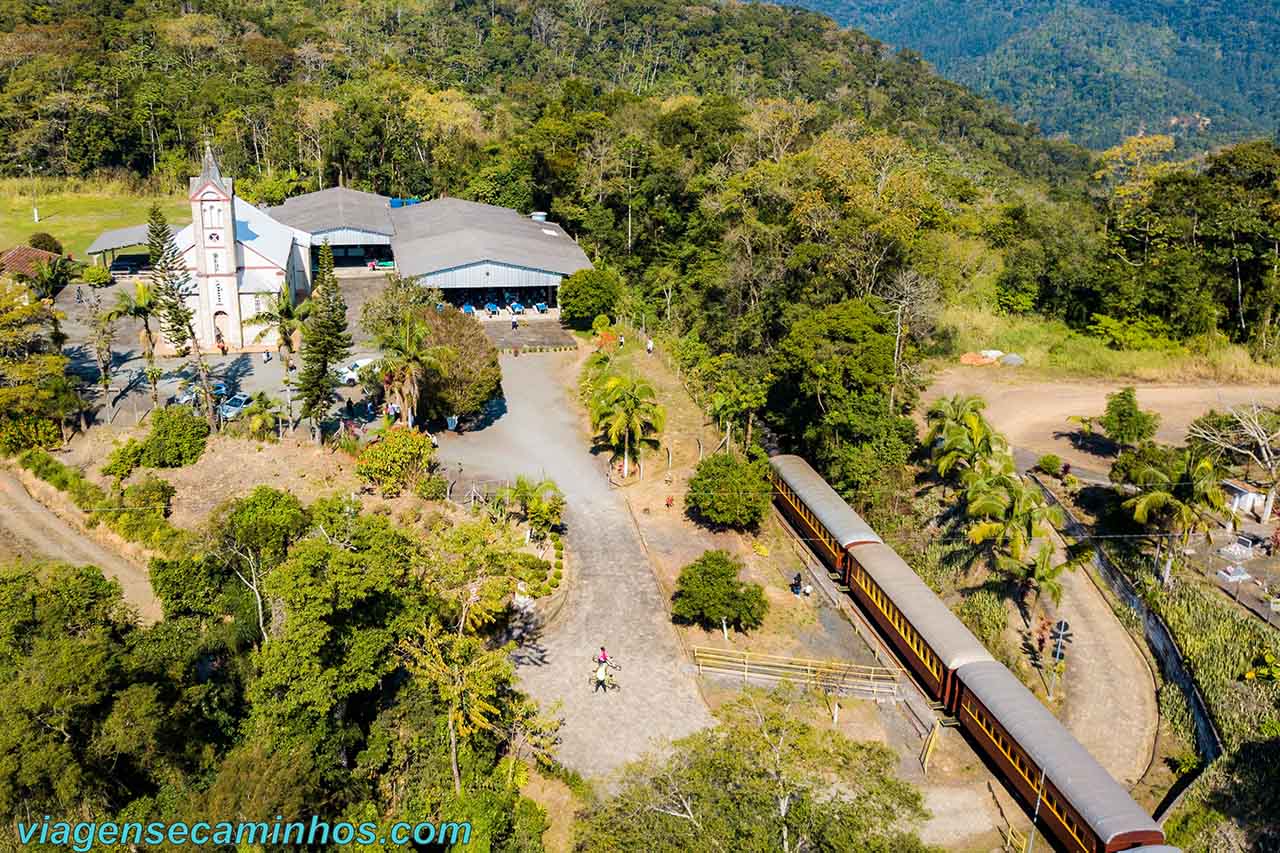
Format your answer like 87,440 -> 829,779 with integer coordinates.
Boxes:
521,769 -> 582,853
926,366 -> 1280,472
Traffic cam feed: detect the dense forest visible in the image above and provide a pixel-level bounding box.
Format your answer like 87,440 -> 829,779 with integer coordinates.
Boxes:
790,0 -> 1280,150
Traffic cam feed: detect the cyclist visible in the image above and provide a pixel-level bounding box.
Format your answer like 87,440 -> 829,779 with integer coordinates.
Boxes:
594,660 -> 610,693
595,646 -> 609,664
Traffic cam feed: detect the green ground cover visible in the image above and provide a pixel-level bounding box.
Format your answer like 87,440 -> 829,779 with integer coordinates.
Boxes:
0,178 -> 187,258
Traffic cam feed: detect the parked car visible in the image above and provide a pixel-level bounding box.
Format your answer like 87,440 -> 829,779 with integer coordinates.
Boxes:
171,381 -> 228,407
217,393 -> 253,421
338,357 -> 376,387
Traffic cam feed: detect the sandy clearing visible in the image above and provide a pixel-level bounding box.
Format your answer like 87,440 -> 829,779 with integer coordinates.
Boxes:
925,366 -> 1279,471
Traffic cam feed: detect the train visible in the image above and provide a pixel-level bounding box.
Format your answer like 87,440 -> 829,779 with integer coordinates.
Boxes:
769,454 -> 1176,853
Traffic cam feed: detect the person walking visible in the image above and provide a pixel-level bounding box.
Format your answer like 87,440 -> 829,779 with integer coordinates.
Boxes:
646,338 -> 654,355
594,660 -> 609,693
511,316 -> 518,331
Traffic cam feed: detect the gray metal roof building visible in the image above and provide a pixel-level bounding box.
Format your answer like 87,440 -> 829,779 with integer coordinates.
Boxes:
389,197 -> 591,280
264,187 -> 395,245
957,660 -> 1163,845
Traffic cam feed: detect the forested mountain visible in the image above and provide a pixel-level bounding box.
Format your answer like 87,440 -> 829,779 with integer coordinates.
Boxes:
0,0 -> 1086,183
788,0 -> 1280,150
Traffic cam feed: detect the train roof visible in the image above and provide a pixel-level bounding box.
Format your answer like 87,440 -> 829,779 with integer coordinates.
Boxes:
769,455 -> 883,548
957,661 -> 1163,845
851,543 -> 994,670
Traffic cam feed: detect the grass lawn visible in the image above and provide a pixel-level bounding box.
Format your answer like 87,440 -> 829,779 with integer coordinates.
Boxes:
938,304 -> 1280,384
0,177 -> 188,259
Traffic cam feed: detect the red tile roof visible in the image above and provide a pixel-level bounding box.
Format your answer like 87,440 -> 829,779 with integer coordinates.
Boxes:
0,245 -> 61,278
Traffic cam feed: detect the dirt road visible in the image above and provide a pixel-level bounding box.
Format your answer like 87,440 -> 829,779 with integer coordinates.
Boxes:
0,470 -> 161,622
927,368 -> 1280,471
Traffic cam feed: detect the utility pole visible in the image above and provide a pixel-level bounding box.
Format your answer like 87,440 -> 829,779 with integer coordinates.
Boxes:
1047,619 -> 1072,700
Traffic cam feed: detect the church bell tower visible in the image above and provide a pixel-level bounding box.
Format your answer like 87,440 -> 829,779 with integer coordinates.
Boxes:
188,142 -> 241,348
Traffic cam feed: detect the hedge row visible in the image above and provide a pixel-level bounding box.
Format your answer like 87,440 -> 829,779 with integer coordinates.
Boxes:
18,449 -> 191,555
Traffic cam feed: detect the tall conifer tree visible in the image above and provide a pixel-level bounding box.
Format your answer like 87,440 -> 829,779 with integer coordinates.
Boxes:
297,242 -> 351,440
147,205 -> 217,428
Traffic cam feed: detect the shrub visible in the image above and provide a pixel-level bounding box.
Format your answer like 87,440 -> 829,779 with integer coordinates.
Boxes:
1036,454 -> 1063,478
1099,386 -> 1160,447
416,474 -> 448,501
102,438 -> 145,481
81,265 -> 112,288
1062,473 -> 1080,491
356,427 -> 437,496
956,589 -> 1008,648
0,416 -> 60,455
685,453 -> 771,530
27,232 -> 62,254
671,550 -> 768,633
142,407 -> 210,467
124,474 -> 176,517
559,267 -> 623,330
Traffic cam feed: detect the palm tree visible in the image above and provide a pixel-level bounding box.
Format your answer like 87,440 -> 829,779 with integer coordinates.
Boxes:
498,475 -> 561,521
925,393 -> 987,447
589,373 -> 666,478
376,315 -> 452,428
19,258 -> 69,299
965,466 -> 1063,579
1014,544 -> 1067,610
935,413 -> 1008,479
107,282 -> 161,406
1124,451 -> 1228,586
245,284 -> 309,375
399,623 -> 514,795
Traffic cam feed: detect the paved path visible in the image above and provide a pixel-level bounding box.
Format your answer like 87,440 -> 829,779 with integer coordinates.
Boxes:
0,470 -> 161,622
1051,534 -> 1158,786
436,351 -> 713,779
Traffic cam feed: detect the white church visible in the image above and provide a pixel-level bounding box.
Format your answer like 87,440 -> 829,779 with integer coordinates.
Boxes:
88,146 -> 593,353
175,146 -> 312,351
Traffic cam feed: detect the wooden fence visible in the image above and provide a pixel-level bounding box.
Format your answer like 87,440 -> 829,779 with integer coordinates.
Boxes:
691,646 -> 901,700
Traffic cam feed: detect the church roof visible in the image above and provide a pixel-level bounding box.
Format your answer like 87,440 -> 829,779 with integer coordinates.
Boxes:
264,187 -> 393,237
173,196 -> 300,270
389,197 -> 591,278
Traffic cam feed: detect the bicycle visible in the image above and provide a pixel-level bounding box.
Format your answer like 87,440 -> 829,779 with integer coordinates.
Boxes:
589,658 -> 621,692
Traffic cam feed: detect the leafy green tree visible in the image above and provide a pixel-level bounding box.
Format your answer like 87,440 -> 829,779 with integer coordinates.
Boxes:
398,623 -> 515,795
297,242 -> 351,440
355,426 -> 437,496
559,267 -> 623,330
148,205 -> 217,429
420,303 -> 502,419
375,315 -> 451,428
140,405 -> 210,467
933,408 -> 1007,480
589,373 -> 665,478
18,257 -> 70,299
0,279 -> 68,420
671,550 -> 768,637
576,689 -> 930,853
107,282 -> 161,406
26,232 -> 62,254
684,452 -> 771,530
208,486 -> 310,643
1099,386 -> 1160,448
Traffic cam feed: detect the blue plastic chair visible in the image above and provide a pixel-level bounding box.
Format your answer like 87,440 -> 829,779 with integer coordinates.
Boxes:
486,302 -> 498,315
535,302 -> 548,313
462,304 -> 475,314
512,302 -> 524,314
